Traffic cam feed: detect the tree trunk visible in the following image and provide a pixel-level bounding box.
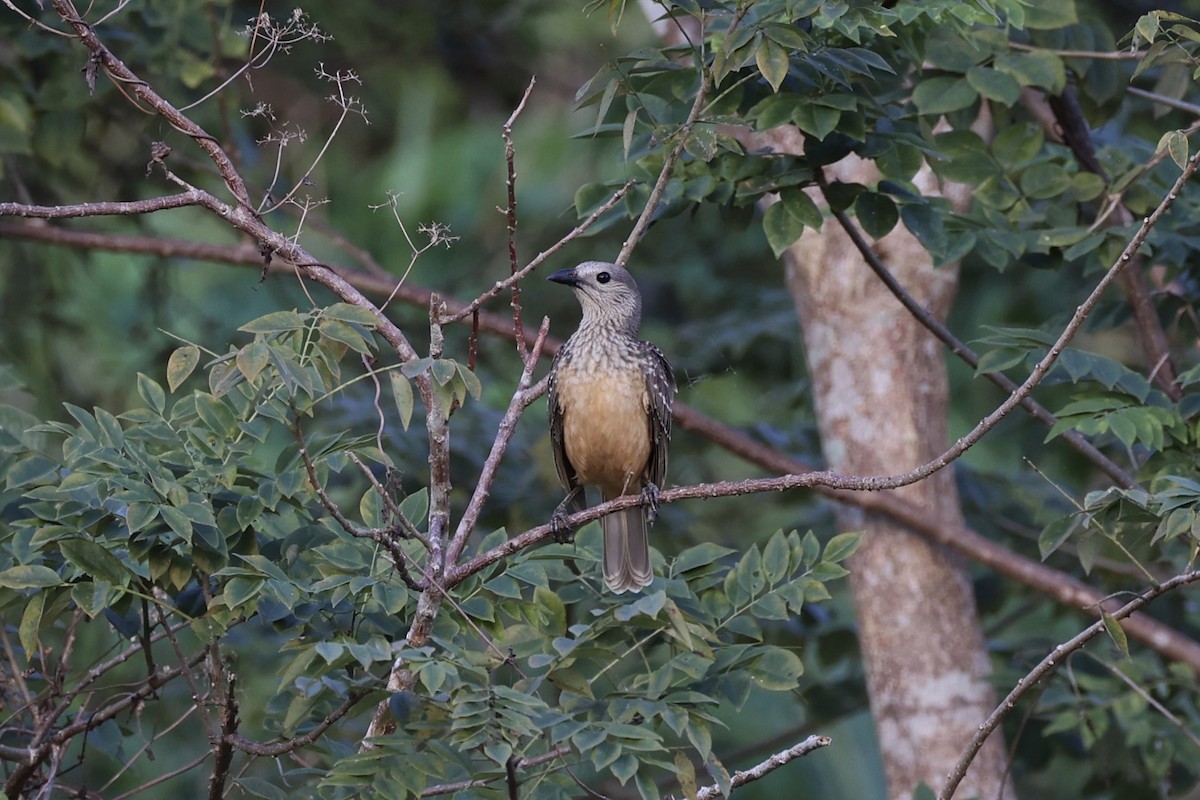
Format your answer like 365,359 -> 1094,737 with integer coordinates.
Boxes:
776,147 -> 1014,799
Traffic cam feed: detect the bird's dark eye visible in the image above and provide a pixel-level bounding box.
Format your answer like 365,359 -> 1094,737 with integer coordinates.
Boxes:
596,272 -> 611,284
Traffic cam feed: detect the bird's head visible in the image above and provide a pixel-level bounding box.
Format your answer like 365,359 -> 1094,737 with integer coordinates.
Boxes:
548,261 -> 642,333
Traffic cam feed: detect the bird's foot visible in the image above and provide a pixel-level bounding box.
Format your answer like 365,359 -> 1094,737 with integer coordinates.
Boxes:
641,482 -> 661,526
551,487 -> 584,544
550,510 -> 575,545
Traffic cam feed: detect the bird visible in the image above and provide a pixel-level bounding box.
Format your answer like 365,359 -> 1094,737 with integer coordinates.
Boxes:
546,261 -> 675,593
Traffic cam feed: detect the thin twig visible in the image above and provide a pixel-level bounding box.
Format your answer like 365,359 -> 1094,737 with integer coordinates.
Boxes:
224,690 -> 370,756
939,570 -> 1200,800
502,76 -> 537,357
1096,657 -> 1200,752
1128,86 -> 1200,116
695,735 -> 832,799
110,752 -> 211,800
1008,41 -> 1143,61
442,180 -> 635,324
47,0 -> 432,391
0,192 -> 202,218
1043,88 -> 1182,399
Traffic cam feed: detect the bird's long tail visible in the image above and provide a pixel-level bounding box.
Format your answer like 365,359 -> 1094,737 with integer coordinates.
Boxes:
601,495 -> 652,593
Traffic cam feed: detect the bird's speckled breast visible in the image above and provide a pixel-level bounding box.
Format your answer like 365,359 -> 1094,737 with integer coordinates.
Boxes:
554,358 -> 651,496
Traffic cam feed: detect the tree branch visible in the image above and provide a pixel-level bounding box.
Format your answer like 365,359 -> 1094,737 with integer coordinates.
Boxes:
0,192 -> 202,218
695,735 -> 832,800
501,76 -> 536,357
939,570 -> 1200,800
50,0 -> 253,208
224,690 -> 370,757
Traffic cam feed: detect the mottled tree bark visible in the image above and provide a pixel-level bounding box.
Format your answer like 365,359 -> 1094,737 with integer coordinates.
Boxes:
772,143 -> 1014,799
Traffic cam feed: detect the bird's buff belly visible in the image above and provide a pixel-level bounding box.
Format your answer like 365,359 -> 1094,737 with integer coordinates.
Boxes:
558,370 -> 651,494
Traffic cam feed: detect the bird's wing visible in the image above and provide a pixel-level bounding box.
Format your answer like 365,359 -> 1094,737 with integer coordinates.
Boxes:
547,351 -> 581,495
643,342 -> 675,488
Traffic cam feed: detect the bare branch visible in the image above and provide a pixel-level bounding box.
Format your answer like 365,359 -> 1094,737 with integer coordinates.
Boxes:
1008,41 -> 1144,60
46,0 -> 431,389
501,76 -> 537,357
110,752 -> 211,800
224,690 -> 370,756
939,570 -> 1200,800
1128,85 -> 1200,116
206,664 -> 237,800
441,179 -> 635,325
695,735 -> 832,800
0,192 -> 203,218
50,0 -> 253,207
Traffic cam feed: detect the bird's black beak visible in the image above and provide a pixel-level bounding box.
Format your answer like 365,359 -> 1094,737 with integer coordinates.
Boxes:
547,268 -> 581,287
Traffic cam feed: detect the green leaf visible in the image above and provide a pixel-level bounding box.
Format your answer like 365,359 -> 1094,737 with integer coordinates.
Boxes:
430,359 -> 456,386
762,530 -> 790,585
323,303 -> 380,327
763,189 -> 822,257
755,37 -> 790,92
239,310 -> 308,334
1157,129 -> 1189,170
167,345 -> 200,393
993,50 -> 1065,93
19,593 -> 46,656
854,192 -> 899,238
748,645 -> 804,690
400,487 -> 429,527
0,565 -> 62,589
235,340 -> 270,383
1134,12 -> 1160,47
822,531 -> 862,563
734,546 -> 765,599
6,455 -> 58,488
389,372 -> 414,431
456,364 -> 483,401
991,123 -> 1043,169
1020,164 -> 1073,199
966,66 -> 1019,105
912,76 -> 978,115
751,94 -> 803,131
792,104 -> 840,141
1102,613 -> 1130,658
900,203 -> 948,259
1023,0 -> 1076,29
60,539 -> 130,585
1038,515 -> 1077,559
672,542 -> 736,574
320,319 -> 374,355
137,373 -> 166,414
